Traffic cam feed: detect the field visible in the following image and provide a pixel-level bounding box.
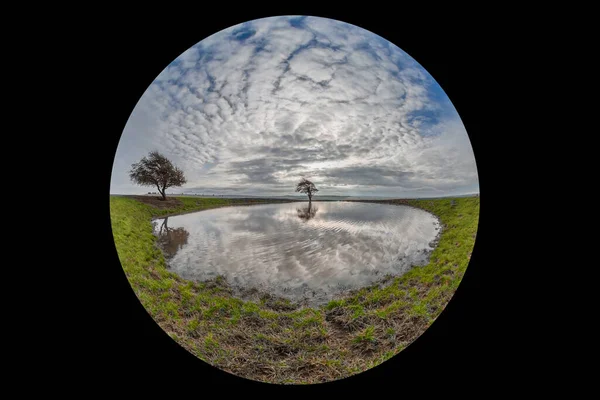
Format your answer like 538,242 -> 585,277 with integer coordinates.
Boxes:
110,195 -> 479,384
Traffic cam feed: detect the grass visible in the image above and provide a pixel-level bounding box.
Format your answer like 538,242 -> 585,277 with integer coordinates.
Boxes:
110,195 -> 479,384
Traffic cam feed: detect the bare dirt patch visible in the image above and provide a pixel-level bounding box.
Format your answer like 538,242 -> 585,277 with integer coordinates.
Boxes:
127,195 -> 183,209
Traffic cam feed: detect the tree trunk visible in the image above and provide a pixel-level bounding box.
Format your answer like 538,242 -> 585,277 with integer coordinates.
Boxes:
156,184 -> 165,200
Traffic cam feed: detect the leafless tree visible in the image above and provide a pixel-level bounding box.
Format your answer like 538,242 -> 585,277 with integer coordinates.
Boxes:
297,204 -> 318,222
295,178 -> 318,203
129,151 -> 186,200
155,218 -> 190,258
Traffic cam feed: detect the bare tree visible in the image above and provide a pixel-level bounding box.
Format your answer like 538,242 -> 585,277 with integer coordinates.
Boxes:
295,178 -> 318,203
297,204 -> 318,222
155,217 -> 189,259
129,151 -> 186,200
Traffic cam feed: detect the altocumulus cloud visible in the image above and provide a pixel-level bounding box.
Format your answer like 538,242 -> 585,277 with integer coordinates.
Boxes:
111,16 -> 479,197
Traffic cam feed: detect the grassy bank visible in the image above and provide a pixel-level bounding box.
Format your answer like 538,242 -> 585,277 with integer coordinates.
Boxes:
110,195 -> 479,384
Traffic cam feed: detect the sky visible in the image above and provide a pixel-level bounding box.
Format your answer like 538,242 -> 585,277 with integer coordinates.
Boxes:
110,16 -> 479,198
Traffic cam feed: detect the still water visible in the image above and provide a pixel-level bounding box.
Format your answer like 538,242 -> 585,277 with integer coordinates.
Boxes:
152,201 -> 441,305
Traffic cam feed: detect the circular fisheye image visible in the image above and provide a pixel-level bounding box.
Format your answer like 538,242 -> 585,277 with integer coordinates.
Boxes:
110,15 -> 479,384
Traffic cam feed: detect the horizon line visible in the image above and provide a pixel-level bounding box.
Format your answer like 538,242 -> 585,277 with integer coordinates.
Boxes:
109,192 -> 480,198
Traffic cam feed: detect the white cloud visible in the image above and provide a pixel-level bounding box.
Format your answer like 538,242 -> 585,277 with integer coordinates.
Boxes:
111,16 -> 479,198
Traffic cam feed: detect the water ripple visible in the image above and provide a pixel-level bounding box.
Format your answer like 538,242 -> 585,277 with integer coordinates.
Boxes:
154,201 -> 440,306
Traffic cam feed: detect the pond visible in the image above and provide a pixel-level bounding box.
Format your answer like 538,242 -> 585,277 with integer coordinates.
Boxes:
152,201 -> 441,306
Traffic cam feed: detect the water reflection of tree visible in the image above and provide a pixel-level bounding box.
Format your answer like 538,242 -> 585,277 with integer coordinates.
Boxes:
155,217 -> 189,258
296,203 -> 319,222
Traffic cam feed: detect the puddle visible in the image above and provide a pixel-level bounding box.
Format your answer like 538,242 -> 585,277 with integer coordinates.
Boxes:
152,201 -> 441,306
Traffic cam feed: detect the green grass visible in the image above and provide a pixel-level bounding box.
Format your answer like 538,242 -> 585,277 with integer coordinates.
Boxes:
353,326 -> 376,344
110,195 -> 479,384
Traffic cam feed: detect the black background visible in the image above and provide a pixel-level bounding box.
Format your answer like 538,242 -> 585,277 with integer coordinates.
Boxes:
74,4 -> 519,394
